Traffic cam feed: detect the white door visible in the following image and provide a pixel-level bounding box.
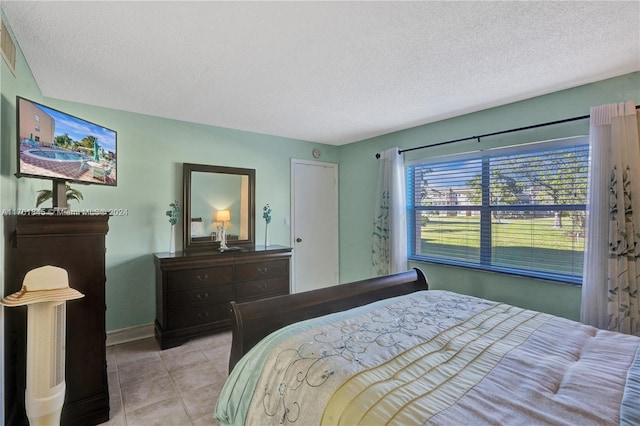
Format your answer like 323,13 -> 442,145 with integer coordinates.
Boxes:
291,159 -> 339,293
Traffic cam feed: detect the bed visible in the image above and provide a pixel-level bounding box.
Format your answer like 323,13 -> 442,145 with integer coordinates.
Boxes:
215,268 -> 640,425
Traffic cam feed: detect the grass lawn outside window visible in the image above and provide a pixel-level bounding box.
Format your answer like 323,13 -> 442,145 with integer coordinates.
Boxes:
407,136 -> 588,284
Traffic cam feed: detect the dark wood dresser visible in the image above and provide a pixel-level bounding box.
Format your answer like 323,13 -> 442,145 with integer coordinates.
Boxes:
3,214 -> 110,426
154,245 -> 292,349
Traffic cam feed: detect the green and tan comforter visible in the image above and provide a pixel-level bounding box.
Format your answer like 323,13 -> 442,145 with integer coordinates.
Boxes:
215,291 -> 640,425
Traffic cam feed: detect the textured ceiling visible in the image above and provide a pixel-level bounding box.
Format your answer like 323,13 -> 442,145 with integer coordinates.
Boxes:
1,1 -> 639,145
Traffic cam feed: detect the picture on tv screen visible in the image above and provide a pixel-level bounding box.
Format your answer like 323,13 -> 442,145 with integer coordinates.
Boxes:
17,96 -> 117,186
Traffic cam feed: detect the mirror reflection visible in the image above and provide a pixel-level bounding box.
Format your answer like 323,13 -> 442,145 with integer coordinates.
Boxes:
190,172 -> 249,240
183,163 -> 255,251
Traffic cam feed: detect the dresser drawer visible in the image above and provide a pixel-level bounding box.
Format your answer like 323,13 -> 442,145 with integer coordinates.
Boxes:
167,265 -> 233,291
154,247 -> 292,350
167,284 -> 233,311
168,304 -> 229,329
236,276 -> 289,301
236,259 -> 289,282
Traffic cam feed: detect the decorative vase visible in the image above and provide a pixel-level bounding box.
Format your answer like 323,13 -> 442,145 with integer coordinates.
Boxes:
264,224 -> 269,247
169,224 -> 175,254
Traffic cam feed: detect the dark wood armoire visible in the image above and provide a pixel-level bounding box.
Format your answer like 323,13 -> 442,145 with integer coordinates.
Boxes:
3,214 -> 110,425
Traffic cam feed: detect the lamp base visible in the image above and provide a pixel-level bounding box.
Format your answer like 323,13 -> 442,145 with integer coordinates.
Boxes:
217,225 -> 228,250
219,246 -> 242,252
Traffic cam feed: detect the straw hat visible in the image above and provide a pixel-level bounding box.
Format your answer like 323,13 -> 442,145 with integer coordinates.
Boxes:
1,265 -> 84,307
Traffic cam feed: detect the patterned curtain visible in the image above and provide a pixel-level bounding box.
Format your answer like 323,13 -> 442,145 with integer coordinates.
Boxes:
372,147 -> 407,276
582,102 -> 640,336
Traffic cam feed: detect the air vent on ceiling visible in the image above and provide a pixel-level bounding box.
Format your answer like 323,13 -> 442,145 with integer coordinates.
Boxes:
0,20 -> 17,76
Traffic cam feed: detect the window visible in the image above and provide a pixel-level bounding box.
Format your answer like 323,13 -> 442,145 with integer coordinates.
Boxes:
407,137 -> 589,284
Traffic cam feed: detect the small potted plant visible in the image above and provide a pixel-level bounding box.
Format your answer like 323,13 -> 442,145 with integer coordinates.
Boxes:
35,185 -> 83,209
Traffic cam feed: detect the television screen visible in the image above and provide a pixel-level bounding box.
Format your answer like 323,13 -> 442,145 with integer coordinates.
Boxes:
16,96 -> 117,186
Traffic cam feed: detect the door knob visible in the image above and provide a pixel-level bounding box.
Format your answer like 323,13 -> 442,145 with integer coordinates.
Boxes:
296,238 -> 302,242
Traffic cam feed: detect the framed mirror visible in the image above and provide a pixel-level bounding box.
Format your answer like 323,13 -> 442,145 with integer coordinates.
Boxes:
183,163 -> 255,251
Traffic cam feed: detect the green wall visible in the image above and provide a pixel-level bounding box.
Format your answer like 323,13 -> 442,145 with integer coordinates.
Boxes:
0,10 -> 338,331
5,101 -> 338,331
2,9 -> 640,330
339,71 -> 640,320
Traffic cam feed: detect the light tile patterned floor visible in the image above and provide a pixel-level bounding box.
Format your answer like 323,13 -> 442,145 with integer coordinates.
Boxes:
101,331 -> 231,426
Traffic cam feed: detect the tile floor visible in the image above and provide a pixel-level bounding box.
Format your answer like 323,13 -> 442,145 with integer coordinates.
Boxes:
102,331 -> 231,426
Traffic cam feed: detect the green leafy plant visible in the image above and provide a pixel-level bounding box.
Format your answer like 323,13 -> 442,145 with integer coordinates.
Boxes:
262,204 -> 272,247
35,184 -> 84,207
262,204 -> 272,224
166,200 -> 179,225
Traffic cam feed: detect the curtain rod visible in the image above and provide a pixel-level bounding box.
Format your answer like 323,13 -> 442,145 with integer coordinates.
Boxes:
375,104 -> 640,159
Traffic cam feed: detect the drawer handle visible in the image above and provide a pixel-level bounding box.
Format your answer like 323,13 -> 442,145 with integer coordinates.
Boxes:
197,312 -> 209,319
196,292 -> 209,300
257,266 -> 268,274
196,274 -> 209,281
258,283 -> 268,290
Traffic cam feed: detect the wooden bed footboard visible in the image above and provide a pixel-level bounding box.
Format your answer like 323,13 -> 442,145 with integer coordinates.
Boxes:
228,268 -> 428,372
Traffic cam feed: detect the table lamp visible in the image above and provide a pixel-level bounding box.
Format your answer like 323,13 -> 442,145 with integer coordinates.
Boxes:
215,209 -> 231,250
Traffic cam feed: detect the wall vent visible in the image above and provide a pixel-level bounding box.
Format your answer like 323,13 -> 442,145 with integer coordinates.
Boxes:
0,20 -> 17,76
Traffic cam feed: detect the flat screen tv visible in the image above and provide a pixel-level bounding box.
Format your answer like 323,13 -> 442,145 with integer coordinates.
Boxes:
16,96 -> 117,190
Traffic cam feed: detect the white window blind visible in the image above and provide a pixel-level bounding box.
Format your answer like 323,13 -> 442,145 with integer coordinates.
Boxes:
407,137 -> 589,284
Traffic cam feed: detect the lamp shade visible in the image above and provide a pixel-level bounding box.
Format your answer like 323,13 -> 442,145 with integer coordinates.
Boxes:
215,210 -> 231,222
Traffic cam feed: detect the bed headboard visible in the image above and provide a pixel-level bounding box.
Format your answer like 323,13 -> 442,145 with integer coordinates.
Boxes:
228,268 -> 428,372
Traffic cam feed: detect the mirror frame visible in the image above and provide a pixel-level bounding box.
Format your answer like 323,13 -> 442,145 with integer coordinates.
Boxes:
183,163 -> 255,252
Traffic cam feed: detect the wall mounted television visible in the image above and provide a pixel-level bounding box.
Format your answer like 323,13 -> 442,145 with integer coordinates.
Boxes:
16,96 -> 117,195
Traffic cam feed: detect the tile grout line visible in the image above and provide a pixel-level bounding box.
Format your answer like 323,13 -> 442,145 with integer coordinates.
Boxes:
158,348 -> 199,425
113,353 -> 128,426
114,344 -> 176,424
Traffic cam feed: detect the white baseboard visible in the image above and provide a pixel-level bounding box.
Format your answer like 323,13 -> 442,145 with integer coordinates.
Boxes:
106,323 -> 155,346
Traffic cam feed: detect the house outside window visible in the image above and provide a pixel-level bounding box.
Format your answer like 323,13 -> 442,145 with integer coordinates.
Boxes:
407,136 -> 589,284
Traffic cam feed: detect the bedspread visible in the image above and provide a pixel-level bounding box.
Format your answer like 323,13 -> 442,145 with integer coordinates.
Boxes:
214,290 -> 640,425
